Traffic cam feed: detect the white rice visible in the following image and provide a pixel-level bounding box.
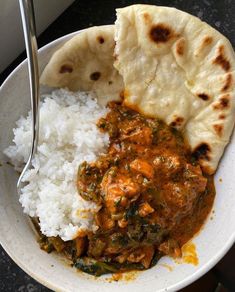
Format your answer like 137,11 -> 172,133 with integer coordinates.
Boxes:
4,89 -> 109,241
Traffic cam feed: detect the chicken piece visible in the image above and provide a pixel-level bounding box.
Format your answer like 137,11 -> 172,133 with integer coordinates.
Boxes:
161,162 -> 207,216
101,168 -> 140,213
105,184 -> 125,213
122,127 -> 152,145
105,181 -> 140,213
162,181 -> 199,217
163,182 -> 189,209
102,171 -> 141,211
118,178 -> 140,198
138,202 -> 154,217
130,158 -> 154,179
153,150 -> 182,177
162,174 -> 206,219
102,170 -> 140,196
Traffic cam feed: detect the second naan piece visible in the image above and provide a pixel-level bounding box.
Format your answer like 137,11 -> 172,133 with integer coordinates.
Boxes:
40,26 -> 123,105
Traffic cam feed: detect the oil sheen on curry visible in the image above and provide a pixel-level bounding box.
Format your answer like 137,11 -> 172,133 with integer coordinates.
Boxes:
39,102 -> 215,276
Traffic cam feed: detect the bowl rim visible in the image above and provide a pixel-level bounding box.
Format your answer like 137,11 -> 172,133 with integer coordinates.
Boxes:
0,25 -> 235,292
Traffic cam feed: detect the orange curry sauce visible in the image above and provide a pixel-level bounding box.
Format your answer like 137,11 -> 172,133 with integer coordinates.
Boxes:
39,102 -> 215,276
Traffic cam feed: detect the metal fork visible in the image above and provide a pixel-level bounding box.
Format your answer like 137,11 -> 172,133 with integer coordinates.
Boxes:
17,0 -> 40,194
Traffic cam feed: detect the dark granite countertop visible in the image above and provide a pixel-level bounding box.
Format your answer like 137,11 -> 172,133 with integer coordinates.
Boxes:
0,0 -> 234,291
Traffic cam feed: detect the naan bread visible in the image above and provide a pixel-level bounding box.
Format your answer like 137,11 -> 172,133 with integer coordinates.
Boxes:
40,26 -> 123,105
114,4 -> 235,174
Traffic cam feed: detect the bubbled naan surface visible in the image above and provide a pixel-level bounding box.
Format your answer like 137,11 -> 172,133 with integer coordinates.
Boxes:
114,4 -> 235,174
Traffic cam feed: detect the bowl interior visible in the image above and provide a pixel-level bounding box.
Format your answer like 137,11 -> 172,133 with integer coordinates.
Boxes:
0,27 -> 235,292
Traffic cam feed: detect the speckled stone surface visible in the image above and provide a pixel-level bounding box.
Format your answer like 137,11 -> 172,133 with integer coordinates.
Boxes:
0,0 -> 234,291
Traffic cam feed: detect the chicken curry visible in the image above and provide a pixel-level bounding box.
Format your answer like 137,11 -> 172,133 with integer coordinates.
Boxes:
39,101 -> 215,276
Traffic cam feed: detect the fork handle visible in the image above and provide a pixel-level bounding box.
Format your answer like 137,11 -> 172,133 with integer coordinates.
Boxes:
17,0 -> 39,190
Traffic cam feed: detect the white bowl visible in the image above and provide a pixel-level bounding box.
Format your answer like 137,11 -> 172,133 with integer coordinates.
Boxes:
0,26 -> 235,292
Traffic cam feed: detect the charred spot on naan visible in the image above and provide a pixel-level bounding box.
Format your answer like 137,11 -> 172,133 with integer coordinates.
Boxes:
198,36 -> 213,51
213,94 -> 230,110
202,36 -> 213,46
219,114 -> 226,120
149,23 -> 174,43
90,71 -> 101,81
192,143 -> 211,162
195,36 -> 213,58
197,93 -> 210,101
143,12 -> 151,23
175,38 -> 185,56
213,124 -> 223,137
59,64 -> 73,74
170,117 -> 184,127
97,36 -> 105,44
221,73 -> 233,92
213,45 -> 231,72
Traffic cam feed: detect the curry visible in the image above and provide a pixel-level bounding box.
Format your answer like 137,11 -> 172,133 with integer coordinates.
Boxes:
39,102 -> 215,276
